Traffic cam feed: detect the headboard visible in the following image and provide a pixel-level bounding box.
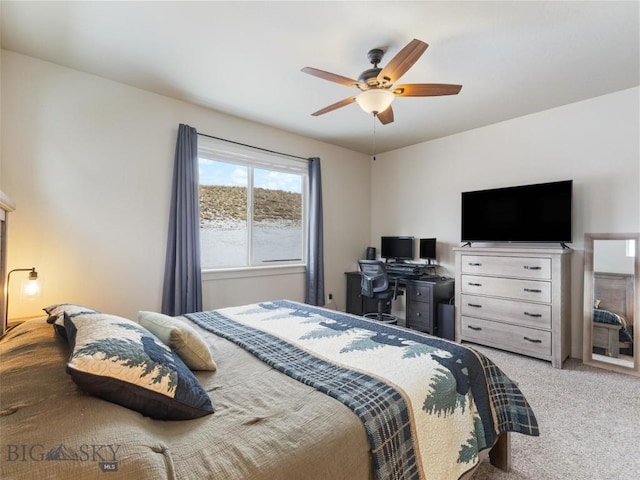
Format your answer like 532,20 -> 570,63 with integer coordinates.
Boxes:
593,271 -> 635,324
0,190 -> 17,336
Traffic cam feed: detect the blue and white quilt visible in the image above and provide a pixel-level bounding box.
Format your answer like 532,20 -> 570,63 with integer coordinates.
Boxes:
187,300 -> 538,480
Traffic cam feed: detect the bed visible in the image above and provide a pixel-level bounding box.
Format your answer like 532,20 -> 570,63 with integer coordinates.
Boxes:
592,272 -> 635,357
0,300 -> 538,480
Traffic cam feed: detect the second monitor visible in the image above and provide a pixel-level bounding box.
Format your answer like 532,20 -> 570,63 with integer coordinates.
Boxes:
419,238 -> 437,264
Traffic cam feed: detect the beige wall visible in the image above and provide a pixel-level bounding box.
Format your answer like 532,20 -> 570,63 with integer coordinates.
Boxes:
371,87 -> 640,357
0,51 -> 371,320
3,49 -> 639,359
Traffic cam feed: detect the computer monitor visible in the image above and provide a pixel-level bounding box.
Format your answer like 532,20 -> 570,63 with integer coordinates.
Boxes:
419,238 -> 437,264
380,236 -> 414,261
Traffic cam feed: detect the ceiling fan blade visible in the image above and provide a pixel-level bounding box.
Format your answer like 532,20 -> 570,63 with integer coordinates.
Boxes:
377,105 -> 394,125
311,96 -> 357,116
377,39 -> 428,85
393,83 -> 462,97
301,67 -> 362,88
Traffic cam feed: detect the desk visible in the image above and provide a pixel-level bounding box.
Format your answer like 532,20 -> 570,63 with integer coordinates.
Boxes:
345,271 -> 390,317
345,272 -> 455,337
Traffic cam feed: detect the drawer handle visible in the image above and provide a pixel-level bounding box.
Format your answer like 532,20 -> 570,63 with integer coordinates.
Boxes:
416,312 -> 421,317
467,303 -> 482,308
468,262 -> 482,266
524,288 -> 542,293
468,325 -> 482,331
416,292 -> 421,296
468,282 -> 482,287
524,266 -> 542,270
523,336 -> 542,344
524,312 -> 542,318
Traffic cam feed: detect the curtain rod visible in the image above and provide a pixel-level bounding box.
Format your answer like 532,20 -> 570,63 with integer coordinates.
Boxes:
197,132 -> 309,162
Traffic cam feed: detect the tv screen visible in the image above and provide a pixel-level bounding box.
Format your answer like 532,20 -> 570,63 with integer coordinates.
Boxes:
419,238 -> 437,261
461,180 -> 573,244
381,236 -> 414,261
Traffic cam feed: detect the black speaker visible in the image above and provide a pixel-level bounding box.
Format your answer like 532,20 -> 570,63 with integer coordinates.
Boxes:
365,247 -> 376,260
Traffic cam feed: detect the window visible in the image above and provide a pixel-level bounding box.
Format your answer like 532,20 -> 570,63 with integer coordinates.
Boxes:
198,138 -> 307,270
627,239 -> 636,257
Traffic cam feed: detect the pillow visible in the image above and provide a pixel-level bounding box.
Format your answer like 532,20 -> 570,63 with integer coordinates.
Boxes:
44,303 -> 99,337
64,312 -> 214,420
137,311 -> 217,371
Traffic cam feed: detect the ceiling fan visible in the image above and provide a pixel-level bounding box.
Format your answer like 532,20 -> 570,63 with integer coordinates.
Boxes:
302,38 -> 462,125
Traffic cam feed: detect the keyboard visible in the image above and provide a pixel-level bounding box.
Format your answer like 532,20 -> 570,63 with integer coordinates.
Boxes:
401,273 -> 424,280
386,263 -> 424,276
418,275 -> 442,281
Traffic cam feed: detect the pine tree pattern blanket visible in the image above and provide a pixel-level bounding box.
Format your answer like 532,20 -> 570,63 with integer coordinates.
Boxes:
187,300 -> 538,480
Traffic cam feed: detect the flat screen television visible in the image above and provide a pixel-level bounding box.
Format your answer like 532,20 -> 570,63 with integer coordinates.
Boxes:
461,180 -> 573,244
381,236 -> 414,261
419,238 -> 437,264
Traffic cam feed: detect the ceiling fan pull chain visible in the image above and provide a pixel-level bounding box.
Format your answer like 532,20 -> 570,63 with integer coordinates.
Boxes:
372,113 -> 377,161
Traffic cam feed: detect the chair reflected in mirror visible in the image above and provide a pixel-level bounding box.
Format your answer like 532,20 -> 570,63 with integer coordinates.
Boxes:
358,260 -> 403,325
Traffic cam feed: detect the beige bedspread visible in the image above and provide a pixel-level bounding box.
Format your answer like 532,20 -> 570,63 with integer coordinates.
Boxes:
0,318 -> 372,480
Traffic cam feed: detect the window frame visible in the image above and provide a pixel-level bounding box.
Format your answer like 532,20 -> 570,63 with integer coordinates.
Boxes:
198,137 -> 308,273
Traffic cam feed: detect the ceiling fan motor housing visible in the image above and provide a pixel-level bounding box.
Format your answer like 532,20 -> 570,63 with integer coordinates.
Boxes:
358,48 -> 386,87
358,67 -> 382,86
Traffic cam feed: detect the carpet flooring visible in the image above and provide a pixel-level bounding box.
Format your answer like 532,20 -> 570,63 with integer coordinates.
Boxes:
470,346 -> 640,479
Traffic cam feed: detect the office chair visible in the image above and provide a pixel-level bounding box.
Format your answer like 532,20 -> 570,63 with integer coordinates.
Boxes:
357,260 -> 403,324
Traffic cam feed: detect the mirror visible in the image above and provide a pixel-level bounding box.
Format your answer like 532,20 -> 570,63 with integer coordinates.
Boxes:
583,233 -> 639,376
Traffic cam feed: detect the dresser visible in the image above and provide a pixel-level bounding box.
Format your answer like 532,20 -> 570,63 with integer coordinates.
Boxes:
454,247 -> 571,368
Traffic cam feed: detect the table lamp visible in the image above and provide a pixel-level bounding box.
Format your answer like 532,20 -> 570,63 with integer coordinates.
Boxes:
4,267 -> 39,332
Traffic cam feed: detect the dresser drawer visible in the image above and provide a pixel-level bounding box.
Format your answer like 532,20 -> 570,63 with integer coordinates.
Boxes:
461,255 -> 551,280
406,301 -> 433,333
461,316 -> 551,358
460,294 -> 552,329
406,283 -> 432,304
461,275 -> 551,303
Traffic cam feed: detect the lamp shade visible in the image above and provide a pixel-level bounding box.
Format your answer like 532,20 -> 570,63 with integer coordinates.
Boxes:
355,89 -> 394,114
23,275 -> 40,298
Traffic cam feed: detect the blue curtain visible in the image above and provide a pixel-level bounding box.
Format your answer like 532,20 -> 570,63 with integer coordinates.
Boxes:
161,124 -> 203,315
305,157 -> 324,306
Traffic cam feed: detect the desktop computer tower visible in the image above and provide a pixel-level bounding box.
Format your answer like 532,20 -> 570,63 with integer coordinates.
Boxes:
437,302 -> 455,341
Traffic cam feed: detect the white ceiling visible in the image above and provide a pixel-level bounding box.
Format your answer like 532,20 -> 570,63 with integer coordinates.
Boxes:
1,1 -> 638,154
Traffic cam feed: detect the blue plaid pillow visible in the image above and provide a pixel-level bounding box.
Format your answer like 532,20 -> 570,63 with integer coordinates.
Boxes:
64,312 -> 214,420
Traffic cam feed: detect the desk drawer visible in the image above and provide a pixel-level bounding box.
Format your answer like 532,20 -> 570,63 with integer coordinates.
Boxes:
461,275 -> 551,303
406,302 -> 433,333
461,255 -> 551,280
461,316 -> 551,358
406,283 -> 432,304
460,294 -> 552,329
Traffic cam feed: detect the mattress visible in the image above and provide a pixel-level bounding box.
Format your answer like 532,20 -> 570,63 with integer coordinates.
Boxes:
0,316 -> 371,480
0,300 -> 538,480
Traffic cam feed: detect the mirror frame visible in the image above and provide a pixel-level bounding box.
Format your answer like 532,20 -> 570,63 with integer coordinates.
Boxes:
583,233 -> 640,376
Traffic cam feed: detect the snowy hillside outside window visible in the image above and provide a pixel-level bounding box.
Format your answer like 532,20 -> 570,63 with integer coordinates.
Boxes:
198,140 -> 307,269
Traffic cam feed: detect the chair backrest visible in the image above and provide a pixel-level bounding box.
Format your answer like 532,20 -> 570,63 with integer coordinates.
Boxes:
358,260 -> 389,297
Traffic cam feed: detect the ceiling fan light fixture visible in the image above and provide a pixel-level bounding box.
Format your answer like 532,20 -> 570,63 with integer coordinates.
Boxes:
355,89 -> 394,114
